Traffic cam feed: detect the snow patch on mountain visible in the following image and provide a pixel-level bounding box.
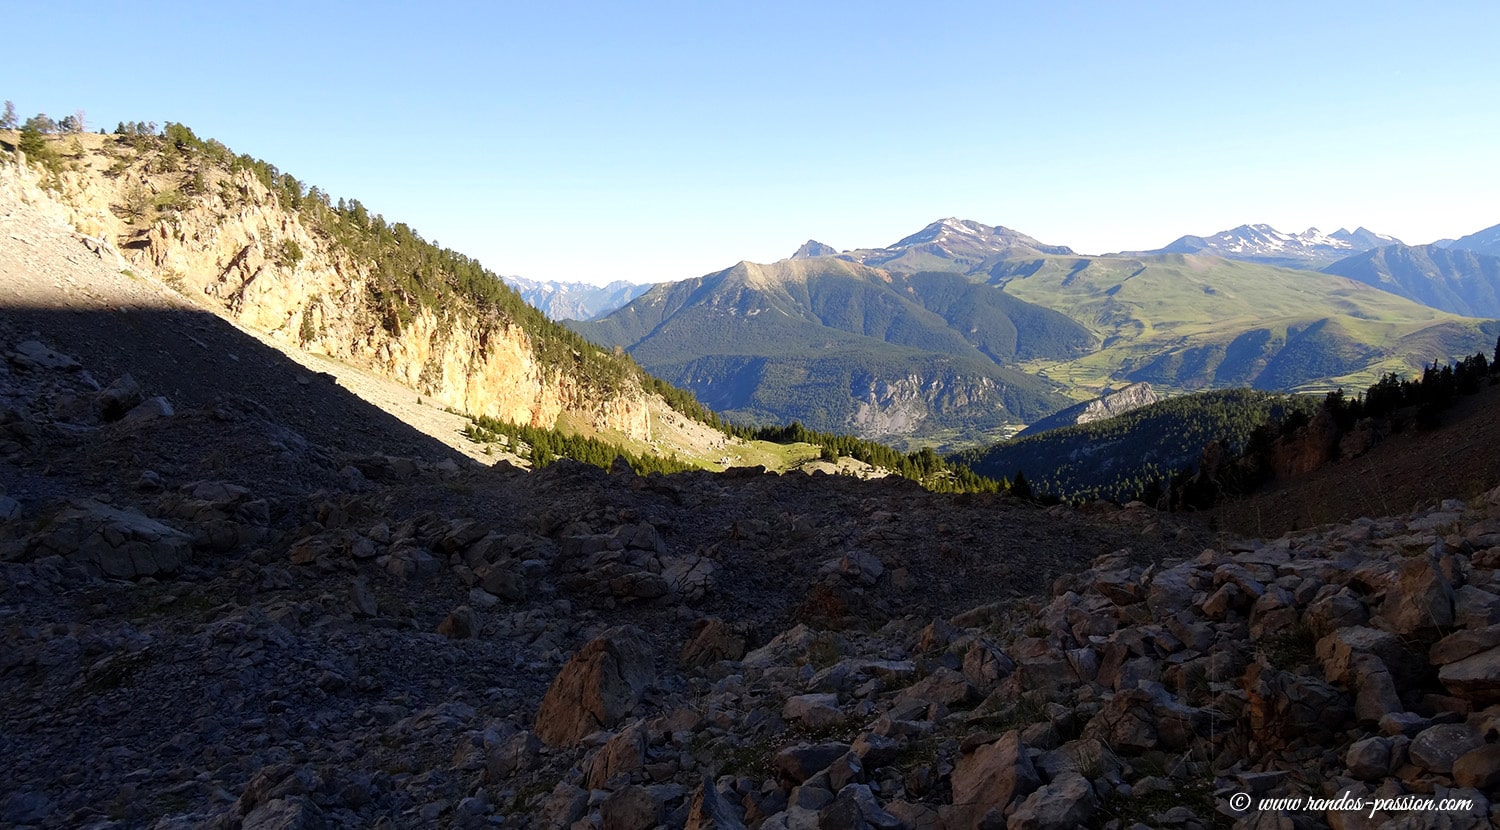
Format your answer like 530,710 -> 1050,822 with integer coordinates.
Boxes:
501,276 -> 653,321
1133,223 -> 1404,267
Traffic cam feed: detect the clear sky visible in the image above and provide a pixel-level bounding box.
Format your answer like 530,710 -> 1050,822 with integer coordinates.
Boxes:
8,1 -> 1499,285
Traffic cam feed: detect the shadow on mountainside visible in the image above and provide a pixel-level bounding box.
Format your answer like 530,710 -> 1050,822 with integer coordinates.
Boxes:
0,303 -> 466,462
1211,380 -> 1500,537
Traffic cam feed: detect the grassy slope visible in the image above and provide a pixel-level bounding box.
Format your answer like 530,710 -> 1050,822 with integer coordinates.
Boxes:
993,253 -> 1498,396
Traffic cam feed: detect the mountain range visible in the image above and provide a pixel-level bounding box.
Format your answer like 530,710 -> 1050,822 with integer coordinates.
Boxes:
1321,243 -> 1500,319
571,257 -> 1093,446
1122,224 -> 1401,268
578,219 -> 1499,445
519,218 -> 1500,332
500,275 -> 650,321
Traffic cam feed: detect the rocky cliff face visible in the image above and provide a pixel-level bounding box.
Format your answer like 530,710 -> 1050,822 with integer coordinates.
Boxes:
2,137 -> 654,440
1017,381 -> 1159,437
848,373 -> 1000,440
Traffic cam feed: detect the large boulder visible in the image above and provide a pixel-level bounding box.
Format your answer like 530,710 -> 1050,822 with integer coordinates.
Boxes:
96,373 -> 144,421
784,693 -> 845,730
586,720 -> 649,789
949,731 -> 1039,827
534,625 -> 655,747
11,340 -> 80,371
1408,724 -> 1483,775
600,785 -> 662,830
28,500 -> 192,579
685,776 -> 745,830
1008,771 -> 1099,830
1437,646 -> 1500,704
1379,554 -> 1455,636
680,617 -> 748,668
1244,662 -> 1351,748
772,742 -> 851,786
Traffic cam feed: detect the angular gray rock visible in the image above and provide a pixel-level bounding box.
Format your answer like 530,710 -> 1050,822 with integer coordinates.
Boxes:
28,500 -> 191,579
685,776 -> 746,830
1380,554 -> 1455,636
11,340 -> 80,370
97,373 -> 144,420
784,693 -> 844,730
681,617 -> 748,667
437,605 -> 475,639
121,395 -> 175,424
600,784 -> 662,830
1008,771 -> 1099,830
1408,724 -> 1483,774
1437,646 -> 1500,704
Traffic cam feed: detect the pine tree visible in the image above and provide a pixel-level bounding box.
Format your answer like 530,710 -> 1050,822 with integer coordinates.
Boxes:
0,101 -> 15,130
22,113 -> 56,134
1011,471 -> 1033,501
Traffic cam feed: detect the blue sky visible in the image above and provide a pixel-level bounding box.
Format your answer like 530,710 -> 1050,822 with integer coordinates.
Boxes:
9,1 -> 1499,284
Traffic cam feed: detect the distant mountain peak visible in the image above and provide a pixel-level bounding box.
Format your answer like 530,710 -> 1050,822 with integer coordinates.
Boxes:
1135,223 -> 1402,268
791,240 -> 838,259
500,275 -> 651,321
834,218 -> 1073,273
893,217 -> 1025,248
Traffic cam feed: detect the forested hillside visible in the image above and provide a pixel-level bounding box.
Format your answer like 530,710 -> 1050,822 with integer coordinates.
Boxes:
954,389 -> 1319,502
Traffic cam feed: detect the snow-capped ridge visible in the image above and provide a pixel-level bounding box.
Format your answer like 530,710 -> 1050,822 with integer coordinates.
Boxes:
1138,223 -> 1404,266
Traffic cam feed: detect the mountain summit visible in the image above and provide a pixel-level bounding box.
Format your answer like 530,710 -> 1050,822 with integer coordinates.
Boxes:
791,239 -> 838,259
572,256 -> 1092,443
838,218 -> 1074,273
1132,223 -> 1401,268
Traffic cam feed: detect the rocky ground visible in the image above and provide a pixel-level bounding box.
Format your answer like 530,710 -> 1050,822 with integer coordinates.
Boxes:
4,335 -> 1500,830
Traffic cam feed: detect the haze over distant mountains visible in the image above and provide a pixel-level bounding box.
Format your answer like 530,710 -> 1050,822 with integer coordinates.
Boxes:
1441,222 -> 1500,258
500,275 -> 650,321
1322,243 -> 1500,319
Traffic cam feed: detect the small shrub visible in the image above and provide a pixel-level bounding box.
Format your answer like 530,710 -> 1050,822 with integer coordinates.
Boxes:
298,306 -> 317,344
277,238 -> 303,268
152,187 -> 186,213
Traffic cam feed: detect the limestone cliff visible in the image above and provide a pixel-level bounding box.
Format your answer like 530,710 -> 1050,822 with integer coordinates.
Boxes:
848,373 -> 1001,439
2,133 -> 655,440
1015,382 -> 1159,438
